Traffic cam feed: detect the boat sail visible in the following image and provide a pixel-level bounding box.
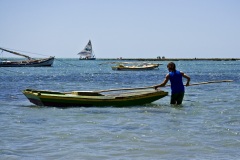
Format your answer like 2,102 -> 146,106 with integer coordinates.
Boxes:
78,40 -> 96,60
0,47 -> 54,67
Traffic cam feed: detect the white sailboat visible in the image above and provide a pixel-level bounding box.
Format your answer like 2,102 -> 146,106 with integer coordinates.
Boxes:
78,40 -> 96,60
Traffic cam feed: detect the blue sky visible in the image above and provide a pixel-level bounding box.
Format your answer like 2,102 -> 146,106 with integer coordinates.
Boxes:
0,0 -> 239,58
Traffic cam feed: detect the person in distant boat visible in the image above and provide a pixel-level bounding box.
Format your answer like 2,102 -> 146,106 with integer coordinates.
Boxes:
154,62 -> 190,105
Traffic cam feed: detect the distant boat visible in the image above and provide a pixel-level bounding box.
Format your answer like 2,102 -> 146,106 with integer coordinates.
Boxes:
78,40 -> 96,60
112,62 -> 160,71
0,47 -> 54,67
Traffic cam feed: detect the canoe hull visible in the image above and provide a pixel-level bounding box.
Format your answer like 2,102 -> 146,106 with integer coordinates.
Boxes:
111,64 -> 159,71
23,89 -> 168,107
79,58 -> 96,60
112,66 -> 157,71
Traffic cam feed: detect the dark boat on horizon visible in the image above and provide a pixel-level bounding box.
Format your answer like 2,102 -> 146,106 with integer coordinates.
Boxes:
0,47 -> 54,67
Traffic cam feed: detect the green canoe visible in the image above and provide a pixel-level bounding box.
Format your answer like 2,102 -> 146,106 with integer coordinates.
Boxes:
23,88 -> 168,107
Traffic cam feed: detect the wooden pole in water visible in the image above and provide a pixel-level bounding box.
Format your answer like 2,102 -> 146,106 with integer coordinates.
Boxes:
64,80 -> 233,95
186,80 -> 233,86
96,80 -> 233,93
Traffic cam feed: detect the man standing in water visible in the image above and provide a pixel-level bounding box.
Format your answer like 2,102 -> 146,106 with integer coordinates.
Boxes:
154,62 -> 191,105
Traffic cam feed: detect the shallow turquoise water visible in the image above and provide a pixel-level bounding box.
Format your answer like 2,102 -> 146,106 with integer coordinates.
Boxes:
0,59 -> 239,159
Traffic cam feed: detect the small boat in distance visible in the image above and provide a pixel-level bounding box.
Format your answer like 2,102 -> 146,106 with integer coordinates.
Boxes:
23,88 -> 168,107
78,40 -> 96,60
112,62 -> 161,71
0,47 -> 54,67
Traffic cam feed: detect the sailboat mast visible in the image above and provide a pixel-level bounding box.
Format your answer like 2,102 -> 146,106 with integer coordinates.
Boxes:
0,47 -> 32,60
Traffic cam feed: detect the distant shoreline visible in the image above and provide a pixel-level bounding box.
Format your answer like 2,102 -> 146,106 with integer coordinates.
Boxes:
3,57 -> 239,61
98,58 -> 240,61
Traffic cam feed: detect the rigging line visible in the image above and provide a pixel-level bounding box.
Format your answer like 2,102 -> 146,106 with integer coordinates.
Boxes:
0,47 -> 52,57
54,58 -> 84,67
0,50 -> 4,59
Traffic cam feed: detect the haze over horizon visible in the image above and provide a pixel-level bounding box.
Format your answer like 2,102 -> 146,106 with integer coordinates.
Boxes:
0,0 -> 239,59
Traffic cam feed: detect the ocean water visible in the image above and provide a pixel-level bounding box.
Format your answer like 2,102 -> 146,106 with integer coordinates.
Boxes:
0,59 -> 239,159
